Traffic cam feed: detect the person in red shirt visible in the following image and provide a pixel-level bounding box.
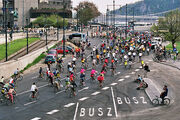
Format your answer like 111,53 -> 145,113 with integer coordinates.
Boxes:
97,74 -> 104,87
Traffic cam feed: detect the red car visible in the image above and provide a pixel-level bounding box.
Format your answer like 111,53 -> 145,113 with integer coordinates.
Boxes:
56,46 -> 73,54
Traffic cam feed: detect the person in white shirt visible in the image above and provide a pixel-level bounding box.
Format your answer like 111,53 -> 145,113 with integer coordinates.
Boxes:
31,83 -> 38,98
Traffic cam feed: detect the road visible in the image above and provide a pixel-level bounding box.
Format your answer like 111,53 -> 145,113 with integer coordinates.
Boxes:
0,37 -> 179,120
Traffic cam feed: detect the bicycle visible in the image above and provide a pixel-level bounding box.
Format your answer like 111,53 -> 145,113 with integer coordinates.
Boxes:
53,80 -> 63,93
29,91 -> 39,102
152,95 -> 170,106
6,93 -> 17,105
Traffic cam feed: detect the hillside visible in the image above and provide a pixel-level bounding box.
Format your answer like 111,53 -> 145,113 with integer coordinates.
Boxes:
116,0 -> 180,16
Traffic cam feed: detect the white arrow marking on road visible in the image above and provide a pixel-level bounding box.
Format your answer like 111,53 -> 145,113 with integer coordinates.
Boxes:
64,103 -> 75,108
31,117 -> 41,120
91,91 -> 100,96
79,97 -> 89,101
135,69 -> 140,72
125,75 -> 130,78
118,79 -> 125,82
24,101 -> 36,106
78,87 -> 89,92
111,83 -> 118,86
46,109 -> 59,115
102,87 -> 109,90
115,72 -> 121,76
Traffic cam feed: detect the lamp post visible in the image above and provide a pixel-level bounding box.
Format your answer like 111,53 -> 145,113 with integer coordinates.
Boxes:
125,4 -> 127,39
57,15 -> 59,41
26,18 -> 28,54
62,0 -> 66,57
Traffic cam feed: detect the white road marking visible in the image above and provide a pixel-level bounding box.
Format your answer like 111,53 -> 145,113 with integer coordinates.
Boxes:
111,87 -> 118,117
131,72 -> 135,74
32,76 -> 38,79
24,101 -> 36,106
79,97 -> 89,101
73,102 -> 79,120
135,69 -> 140,72
91,91 -> 100,96
64,103 -> 75,108
111,83 -> 118,86
146,62 -> 149,63
46,109 -> 59,115
148,60 -> 153,62
125,75 -> 130,78
118,79 -> 124,82
78,87 -> 89,92
31,117 -> 41,120
139,66 -> 142,69
115,72 -> 121,75
56,90 -> 65,94
102,87 -> 109,90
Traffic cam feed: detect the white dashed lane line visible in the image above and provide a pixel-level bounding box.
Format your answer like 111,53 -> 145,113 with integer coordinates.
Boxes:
102,87 -> 109,90
125,75 -> 130,78
118,79 -> 124,82
115,72 -> 121,76
78,87 -> 89,92
148,60 -> 153,62
64,103 -> 75,108
46,109 -> 59,115
111,83 -> 118,86
91,91 -> 101,96
79,97 -> 89,101
24,101 -> 36,106
135,69 -> 140,72
130,72 -> 135,74
31,117 -> 41,120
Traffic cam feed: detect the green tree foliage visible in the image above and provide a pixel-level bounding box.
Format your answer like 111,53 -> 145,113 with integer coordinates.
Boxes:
158,9 -> 180,48
32,15 -> 68,28
150,24 -> 160,36
75,1 -> 100,25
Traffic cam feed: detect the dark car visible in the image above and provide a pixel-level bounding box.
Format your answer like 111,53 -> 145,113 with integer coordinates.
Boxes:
48,49 -> 58,57
45,55 -> 56,64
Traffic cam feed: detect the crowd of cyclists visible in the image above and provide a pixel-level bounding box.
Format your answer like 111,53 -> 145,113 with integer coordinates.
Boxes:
0,29 -> 170,105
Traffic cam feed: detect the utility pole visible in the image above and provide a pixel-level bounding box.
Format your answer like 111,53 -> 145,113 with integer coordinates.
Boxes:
133,7 -> 135,32
4,0 -> 8,61
22,0 -> 24,31
77,9 -> 79,32
113,0 -> 115,31
63,0 -> 66,57
125,4 -> 127,39
57,15 -> 59,41
45,15 -> 47,46
26,18 -> 28,54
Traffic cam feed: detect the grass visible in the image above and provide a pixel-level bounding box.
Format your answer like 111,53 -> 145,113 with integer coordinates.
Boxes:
0,37 -> 40,60
20,53 -> 46,73
166,41 -> 180,51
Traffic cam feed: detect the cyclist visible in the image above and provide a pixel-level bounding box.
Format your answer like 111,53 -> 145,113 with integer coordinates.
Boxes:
9,77 -> 15,88
14,68 -> 19,79
91,69 -> 97,80
70,80 -> 77,96
8,86 -> 16,103
65,75 -> 70,92
72,57 -> 77,65
49,71 -> 54,86
80,72 -> 86,86
0,76 -> 5,86
144,63 -> 150,78
39,67 -> 43,78
90,52 -> 93,61
30,83 -> 38,98
97,74 -> 104,87
160,85 -> 168,104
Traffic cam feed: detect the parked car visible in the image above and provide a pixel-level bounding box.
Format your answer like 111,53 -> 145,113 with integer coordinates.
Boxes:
48,49 -> 58,57
56,46 -> 73,54
45,55 -> 56,64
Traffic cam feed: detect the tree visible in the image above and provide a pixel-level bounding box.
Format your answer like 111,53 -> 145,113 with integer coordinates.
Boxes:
32,15 -> 68,28
75,1 -> 100,25
150,24 -> 160,36
158,9 -> 180,48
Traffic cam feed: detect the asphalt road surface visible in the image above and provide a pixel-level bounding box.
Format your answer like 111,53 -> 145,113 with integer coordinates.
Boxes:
0,37 -> 179,120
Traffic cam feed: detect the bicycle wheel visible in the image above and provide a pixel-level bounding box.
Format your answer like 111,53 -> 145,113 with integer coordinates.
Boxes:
18,75 -> 23,81
164,98 -> 170,105
152,99 -> 159,106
